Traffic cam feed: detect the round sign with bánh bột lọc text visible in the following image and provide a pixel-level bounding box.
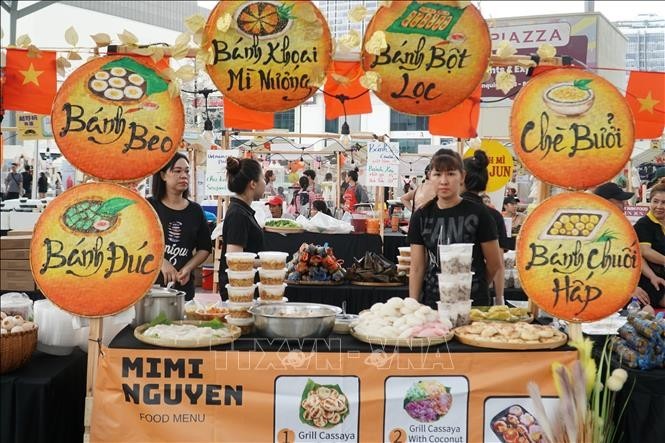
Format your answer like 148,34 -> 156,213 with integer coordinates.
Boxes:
30,183 -> 164,317
516,192 -> 641,322
51,55 -> 184,182
202,0 -> 332,112
510,68 -> 634,190
361,1 -> 491,116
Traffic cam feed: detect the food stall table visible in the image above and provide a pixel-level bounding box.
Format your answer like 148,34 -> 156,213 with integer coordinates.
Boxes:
616,367 -> 665,443
0,349 -> 87,443
264,232 -> 382,265
284,284 -> 408,314
89,327 -> 578,443
382,231 -> 408,263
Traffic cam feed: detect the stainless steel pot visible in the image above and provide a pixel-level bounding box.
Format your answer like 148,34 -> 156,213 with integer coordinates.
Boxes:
249,303 -> 342,338
132,286 -> 185,326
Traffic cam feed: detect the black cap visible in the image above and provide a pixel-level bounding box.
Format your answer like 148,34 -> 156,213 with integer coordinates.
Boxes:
593,182 -> 634,201
503,196 -> 517,206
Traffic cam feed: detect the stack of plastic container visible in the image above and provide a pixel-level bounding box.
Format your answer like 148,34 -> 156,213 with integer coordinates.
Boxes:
397,247 -> 411,277
257,252 -> 288,303
224,252 -> 257,331
437,243 -> 474,327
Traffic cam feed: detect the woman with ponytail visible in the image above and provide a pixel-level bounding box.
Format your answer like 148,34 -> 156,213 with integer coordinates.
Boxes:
148,152 -> 212,301
218,156 -> 266,295
462,150 -> 508,305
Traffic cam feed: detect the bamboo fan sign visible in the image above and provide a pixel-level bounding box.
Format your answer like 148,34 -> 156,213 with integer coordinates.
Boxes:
51,56 -> 184,182
510,69 -> 635,189
361,1 -> 490,116
463,140 -> 513,193
516,193 -> 641,322
30,183 -> 165,317
202,0 -> 332,112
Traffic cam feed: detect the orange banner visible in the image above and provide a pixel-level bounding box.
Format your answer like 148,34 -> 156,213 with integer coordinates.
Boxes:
91,345 -> 576,442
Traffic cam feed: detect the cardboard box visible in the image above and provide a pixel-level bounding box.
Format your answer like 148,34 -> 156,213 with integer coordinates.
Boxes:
0,249 -> 30,260
0,235 -> 32,249
0,269 -> 35,291
0,259 -> 31,271
8,230 -> 33,237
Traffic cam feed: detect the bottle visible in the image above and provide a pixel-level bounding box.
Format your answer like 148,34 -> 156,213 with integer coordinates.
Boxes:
626,297 -> 640,315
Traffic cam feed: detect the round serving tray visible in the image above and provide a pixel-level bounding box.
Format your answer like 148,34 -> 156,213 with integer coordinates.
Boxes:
134,320 -> 241,348
286,280 -> 344,286
454,327 -> 567,350
350,327 -> 454,348
350,281 -> 405,287
264,226 -> 305,234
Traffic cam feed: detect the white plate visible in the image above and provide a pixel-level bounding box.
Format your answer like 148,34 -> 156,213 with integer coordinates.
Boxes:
580,314 -> 627,335
506,300 -> 529,309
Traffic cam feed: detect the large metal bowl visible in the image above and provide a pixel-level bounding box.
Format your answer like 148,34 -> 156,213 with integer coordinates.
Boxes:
249,303 -> 342,338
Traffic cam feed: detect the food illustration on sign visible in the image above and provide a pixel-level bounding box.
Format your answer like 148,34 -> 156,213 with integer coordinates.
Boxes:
543,79 -> 595,116
541,209 -> 608,240
61,197 -> 134,234
491,404 -> 546,443
299,379 -> 350,428
403,380 -> 453,423
235,1 -> 294,39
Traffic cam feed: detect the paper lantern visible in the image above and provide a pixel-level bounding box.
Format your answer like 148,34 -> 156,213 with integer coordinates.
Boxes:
517,192 -> 641,322
510,69 -> 634,189
31,183 -> 164,317
51,56 -> 184,182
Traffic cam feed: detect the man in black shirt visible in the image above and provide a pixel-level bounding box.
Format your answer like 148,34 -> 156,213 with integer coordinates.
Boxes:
21,165 -> 32,198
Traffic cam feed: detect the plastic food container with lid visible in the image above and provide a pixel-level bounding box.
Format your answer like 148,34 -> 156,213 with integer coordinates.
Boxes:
257,283 -> 287,301
257,252 -> 289,270
225,284 -> 256,303
225,269 -> 257,287
257,267 -> 287,285
226,252 -> 257,271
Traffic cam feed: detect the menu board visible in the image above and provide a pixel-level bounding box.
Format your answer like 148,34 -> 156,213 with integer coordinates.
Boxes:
30,182 -> 164,317
517,192 -> 641,322
205,149 -> 240,197
362,1 -> 490,115
463,140 -> 514,193
203,0 -> 332,112
51,56 -> 184,182
366,142 -> 400,188
510,68 -> 634,189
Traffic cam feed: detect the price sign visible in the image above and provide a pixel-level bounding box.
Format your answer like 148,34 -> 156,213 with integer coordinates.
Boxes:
366,142 -> 400,188
205,149 -> 240,197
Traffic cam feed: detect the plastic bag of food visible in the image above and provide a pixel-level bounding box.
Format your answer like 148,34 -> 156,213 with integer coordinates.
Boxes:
0,292 -> 33,320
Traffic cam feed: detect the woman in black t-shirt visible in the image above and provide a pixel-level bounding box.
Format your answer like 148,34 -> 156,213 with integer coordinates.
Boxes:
148,152 -> 213,300
634,179 -> 665,307
218,157 -> 266,296
408,149 -> 502,307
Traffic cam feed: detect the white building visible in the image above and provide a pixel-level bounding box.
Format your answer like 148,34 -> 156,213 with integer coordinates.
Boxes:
615,13 -> 665,72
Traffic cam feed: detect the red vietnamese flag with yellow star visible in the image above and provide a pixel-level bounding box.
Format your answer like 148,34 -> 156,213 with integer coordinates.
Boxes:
625,71 -> 665,139
2,48 -> 57,115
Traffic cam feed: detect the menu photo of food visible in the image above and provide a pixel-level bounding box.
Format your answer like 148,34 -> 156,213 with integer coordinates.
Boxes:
299,378 -> 350,429
483,397 -> 558,443
403,380 -> 453,423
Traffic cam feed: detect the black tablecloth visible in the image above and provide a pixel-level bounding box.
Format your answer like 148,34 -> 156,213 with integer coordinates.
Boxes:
0,349 -> 87,443
263,232 -> 382,265
285,283 -> 408,314
383,231 -> 408,263
616,367 -> 665,443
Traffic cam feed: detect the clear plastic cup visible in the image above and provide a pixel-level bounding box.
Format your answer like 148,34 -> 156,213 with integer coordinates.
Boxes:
439,243 -> 474,254
437,300 -> 472,327
225,284 -> 256,303
257,267 -> 287,285
225,269 -> 256,287
257,252 -> 289,270
438,272 -> 473,302
226,252 -> 257,271
257,283 -> 287,301
439,250 -> 473,275
397,256 -> 411,265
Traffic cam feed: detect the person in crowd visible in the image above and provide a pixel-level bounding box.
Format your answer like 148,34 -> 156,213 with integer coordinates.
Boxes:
310,200 -> 332,217
506,184 -> 520,203
408,149 -> 502,308
295,175 -> 312,216
342,168 -> 369,213
265,195 -> 293,220
37,172 -> 49,198
55,172 -> 63,196
303,169 -> 320,194
324,172 -> 333,182
148,152 -> 212,301
219,156 -> 265,297
594,182 -> 663,306
481,193 -> 494,208
462,150 -> 508,305
21,165 -> 32,198
400,165 -> 436,213
340,171 -> 349,204
264,170 -> 277,196
4,162 -> 22,200
503,196 -> 526,236
277,186 -> 286,200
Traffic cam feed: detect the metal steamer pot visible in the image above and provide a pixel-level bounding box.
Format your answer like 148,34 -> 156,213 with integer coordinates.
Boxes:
132,286 -> 185,326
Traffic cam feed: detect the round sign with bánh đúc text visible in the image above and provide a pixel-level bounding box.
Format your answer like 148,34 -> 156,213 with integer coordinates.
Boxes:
361,1 -> 491,116
203,0 -> 332,112
30,183 -> 164,317
510,68 -> 634,190
516,192 -> 641,322
51,56 -> 184,182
